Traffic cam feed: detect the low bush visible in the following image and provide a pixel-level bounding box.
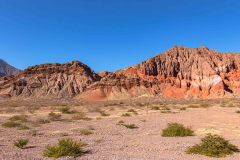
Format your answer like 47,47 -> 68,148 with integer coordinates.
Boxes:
122,124 -> 138,129
121,113 -> 131,117
59,107 -> 76,114
127,109 -> 138,115
162,123 -> 194,137
48,112 -> 61,121
2,121 -> 21,128
9,115 -> 28,122
14,139 -> 29,149
43,138 -> 87,158
80,129 -> 93,135
37,119 -> 50,124
186,134 -> 239,157
72,112 -> 92,121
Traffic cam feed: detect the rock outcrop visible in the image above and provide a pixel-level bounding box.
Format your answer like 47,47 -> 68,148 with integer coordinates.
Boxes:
1,46 -> 240,100
0,59 -> 20,77
117,46 -> 240,98
0,61 -> 100,98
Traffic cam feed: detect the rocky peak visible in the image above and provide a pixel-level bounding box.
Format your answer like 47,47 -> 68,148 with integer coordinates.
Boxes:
0,59 -> 20,77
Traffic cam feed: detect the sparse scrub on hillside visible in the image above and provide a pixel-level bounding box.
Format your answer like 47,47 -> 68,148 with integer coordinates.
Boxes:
43,138 -> 87,158
186,134 -> 239,157
162,123 -> 194,137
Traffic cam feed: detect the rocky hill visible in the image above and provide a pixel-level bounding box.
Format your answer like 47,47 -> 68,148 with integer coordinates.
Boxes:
0,61 -> 100,98
1,46 -> 240,100
0,59 -> 20,77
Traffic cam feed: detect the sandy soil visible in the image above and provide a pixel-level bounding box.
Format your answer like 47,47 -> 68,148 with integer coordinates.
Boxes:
0,99 -> 240,160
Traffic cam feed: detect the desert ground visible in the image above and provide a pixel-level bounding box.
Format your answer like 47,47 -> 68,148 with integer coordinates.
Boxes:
0,98 -> 240,160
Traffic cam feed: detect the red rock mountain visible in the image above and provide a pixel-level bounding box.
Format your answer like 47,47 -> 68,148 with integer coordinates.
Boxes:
1,46 -> 240,100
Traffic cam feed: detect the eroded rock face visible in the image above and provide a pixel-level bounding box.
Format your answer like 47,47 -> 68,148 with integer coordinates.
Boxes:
0,61 -> 100,98
1,46 -> 240,100
118,46 -> 240,98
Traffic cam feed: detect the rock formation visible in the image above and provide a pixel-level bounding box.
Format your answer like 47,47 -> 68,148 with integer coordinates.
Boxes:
0,61 -> 100,98
1,46 -> 240,100
0,59 -> 20,77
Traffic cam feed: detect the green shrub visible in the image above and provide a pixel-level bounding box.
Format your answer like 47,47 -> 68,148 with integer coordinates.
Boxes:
48,112 -> 61,121
59,107 -> 76,114
186,134 -> 239,157
9,115 -> 28,122
122,124 -> 138,129
121,113 -> 131,117
162,123 -> 194,137
14,139 -> 28,149
43,138 -> 87,158
2,121 -> 21,128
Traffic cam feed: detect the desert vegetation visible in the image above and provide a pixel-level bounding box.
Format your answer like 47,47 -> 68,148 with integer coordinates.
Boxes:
162,123 -> 194,137
186,134 -> 239,157
43,138 -> 87,158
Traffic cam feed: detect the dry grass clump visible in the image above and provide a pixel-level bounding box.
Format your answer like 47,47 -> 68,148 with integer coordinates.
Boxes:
48,112 -> 62,121
37,119 -> 50,124
43,138 -> 87,158
127,109 -> 138,115
9,115 -> 28,122
14,139 -> 29,149
99,111 -> 110,117
122,124 -> 138,129
162,123 -> 194,137
59,106 -> 76,114
236,110 -> 240,114
121,113 -> 131,117
72,112 -> 92,121
2,121 -> 22,128
186,134 -> 239,157
80,129 -> 94,135
150,106 -> 160,110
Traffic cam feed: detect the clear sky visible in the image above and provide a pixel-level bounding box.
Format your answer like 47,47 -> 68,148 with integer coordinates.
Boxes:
0,0 -> 239,71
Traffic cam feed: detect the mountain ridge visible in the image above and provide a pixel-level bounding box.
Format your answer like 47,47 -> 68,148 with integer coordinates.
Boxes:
1,46 -> 240,100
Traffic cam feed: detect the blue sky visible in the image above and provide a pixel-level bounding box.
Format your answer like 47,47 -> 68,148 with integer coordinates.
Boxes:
0,0 -> 239,71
